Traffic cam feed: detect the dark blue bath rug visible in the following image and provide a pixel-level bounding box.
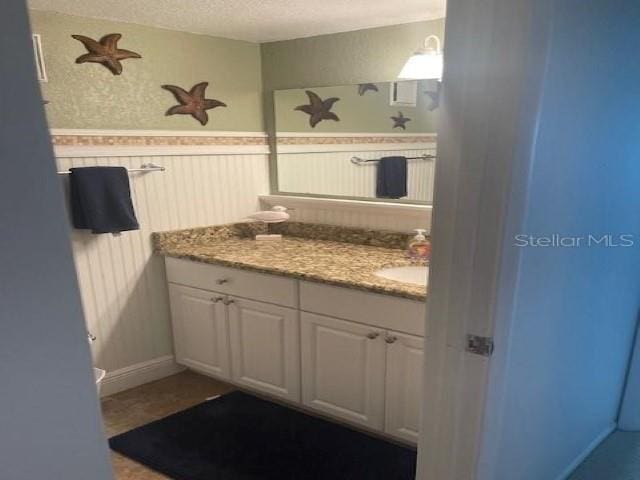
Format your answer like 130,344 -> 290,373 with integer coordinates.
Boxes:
109,390 -> 416,480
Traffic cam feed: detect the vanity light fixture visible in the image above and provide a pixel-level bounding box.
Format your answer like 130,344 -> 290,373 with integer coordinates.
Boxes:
398,35 -> 443,80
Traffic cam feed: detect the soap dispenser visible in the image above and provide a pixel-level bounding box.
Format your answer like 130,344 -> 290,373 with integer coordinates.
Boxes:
407,229 -> 431,263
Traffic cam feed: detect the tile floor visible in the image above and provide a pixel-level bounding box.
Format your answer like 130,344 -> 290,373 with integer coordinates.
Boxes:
107,374 -> 640,480
569,431 -> 640,480
101,370 -> 233,479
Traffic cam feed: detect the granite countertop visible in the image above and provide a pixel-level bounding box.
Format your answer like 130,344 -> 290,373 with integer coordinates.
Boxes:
153,222 -> 428,301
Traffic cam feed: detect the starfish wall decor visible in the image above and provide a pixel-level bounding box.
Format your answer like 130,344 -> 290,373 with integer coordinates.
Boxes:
391,111 -> 412,130
72,33 -> 141,75
357,83 -> 379,96
294,90 -> 340,128
161,82 -> 226,126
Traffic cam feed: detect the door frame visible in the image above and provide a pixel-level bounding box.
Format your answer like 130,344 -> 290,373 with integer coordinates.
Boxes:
415,0 -> 553,477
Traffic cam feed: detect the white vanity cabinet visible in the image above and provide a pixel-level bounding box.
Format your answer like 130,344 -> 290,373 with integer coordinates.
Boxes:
166,258 -> 300,402
300,312 -> 424,441
169,284 -> 231,380
228,298 -> 300,402
300,312 -> 387,430
384,331 -> 424,443
165,257 -> 426,443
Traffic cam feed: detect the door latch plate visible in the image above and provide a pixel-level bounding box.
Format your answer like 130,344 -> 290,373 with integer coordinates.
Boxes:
466,334 -> 494,357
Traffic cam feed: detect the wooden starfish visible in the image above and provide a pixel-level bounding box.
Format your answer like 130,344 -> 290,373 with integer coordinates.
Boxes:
161,82 -> 226,126
357,83 -> 379,96
71,33 -> 141,75
295,90 -> 340,128
391,111 -> 411,129
424,81 -> 442,111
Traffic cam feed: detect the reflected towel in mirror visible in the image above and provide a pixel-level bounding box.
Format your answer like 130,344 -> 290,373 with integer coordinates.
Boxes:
376,156 -> 408,199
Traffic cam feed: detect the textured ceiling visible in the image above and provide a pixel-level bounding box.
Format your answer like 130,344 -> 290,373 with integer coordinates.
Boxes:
27,0 -> 446,43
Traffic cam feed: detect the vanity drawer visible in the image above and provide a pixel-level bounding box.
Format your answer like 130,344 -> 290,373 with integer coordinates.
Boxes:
165,257 -> 297,308
299,281 -> 426,337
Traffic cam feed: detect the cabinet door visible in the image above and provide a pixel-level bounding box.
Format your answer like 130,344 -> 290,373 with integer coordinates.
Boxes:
228,298 -> 300,402
168,284 -> 230,380
300,312 -> 386,430
384,331 -> 424,443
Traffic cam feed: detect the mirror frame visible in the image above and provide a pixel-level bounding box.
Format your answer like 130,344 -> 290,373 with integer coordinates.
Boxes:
268,85 -> 438,206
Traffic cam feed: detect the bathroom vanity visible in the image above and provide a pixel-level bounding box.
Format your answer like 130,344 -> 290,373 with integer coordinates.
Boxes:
155,223 -> 428,444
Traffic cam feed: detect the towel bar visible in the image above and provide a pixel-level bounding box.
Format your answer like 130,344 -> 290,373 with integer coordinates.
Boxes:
350,154 -> 436,166
57,162 -> 165,175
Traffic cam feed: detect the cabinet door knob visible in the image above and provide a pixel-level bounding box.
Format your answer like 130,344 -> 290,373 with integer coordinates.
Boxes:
211,296 -> 224,303
216,278 -> 229,285
366,332 -> 380,340
385,335 -> 398,344
223,298 -> 236,306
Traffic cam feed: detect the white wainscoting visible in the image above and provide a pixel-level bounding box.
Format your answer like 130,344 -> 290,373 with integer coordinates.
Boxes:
54,131 -> 434,396
261,195 -> 432,233
278,147 -> 436,202
55,153 -> 270,395
289,206 -> 431,232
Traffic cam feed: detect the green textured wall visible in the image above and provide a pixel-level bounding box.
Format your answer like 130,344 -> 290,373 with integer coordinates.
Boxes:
261,19 -> 444,90
260,19 -> 445,131
275,81 -> 438,133
29,11 -> 264,131
29,12 -> 444,132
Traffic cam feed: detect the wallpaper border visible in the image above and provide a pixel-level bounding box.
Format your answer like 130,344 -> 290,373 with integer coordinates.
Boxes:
276,133 -> 437,145
49,129 -> 437,158
49,129 -> 270,157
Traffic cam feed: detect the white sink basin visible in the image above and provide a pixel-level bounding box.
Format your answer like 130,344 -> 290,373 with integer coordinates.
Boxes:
375,266 -> 429,286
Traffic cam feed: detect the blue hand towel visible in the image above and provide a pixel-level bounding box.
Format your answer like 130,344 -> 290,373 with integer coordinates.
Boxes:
376,156 -> 408,199
70,167 -> 139,234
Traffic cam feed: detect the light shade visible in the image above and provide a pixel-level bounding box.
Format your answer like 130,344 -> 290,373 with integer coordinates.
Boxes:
398,35 -> 443,80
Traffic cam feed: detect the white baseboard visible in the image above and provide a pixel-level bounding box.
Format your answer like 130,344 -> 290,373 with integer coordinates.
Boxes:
99,355 -> 184,397
556,422 -> 616,480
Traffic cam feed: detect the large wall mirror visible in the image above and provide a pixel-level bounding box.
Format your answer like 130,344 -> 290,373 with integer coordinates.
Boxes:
272,80 -> 439,204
